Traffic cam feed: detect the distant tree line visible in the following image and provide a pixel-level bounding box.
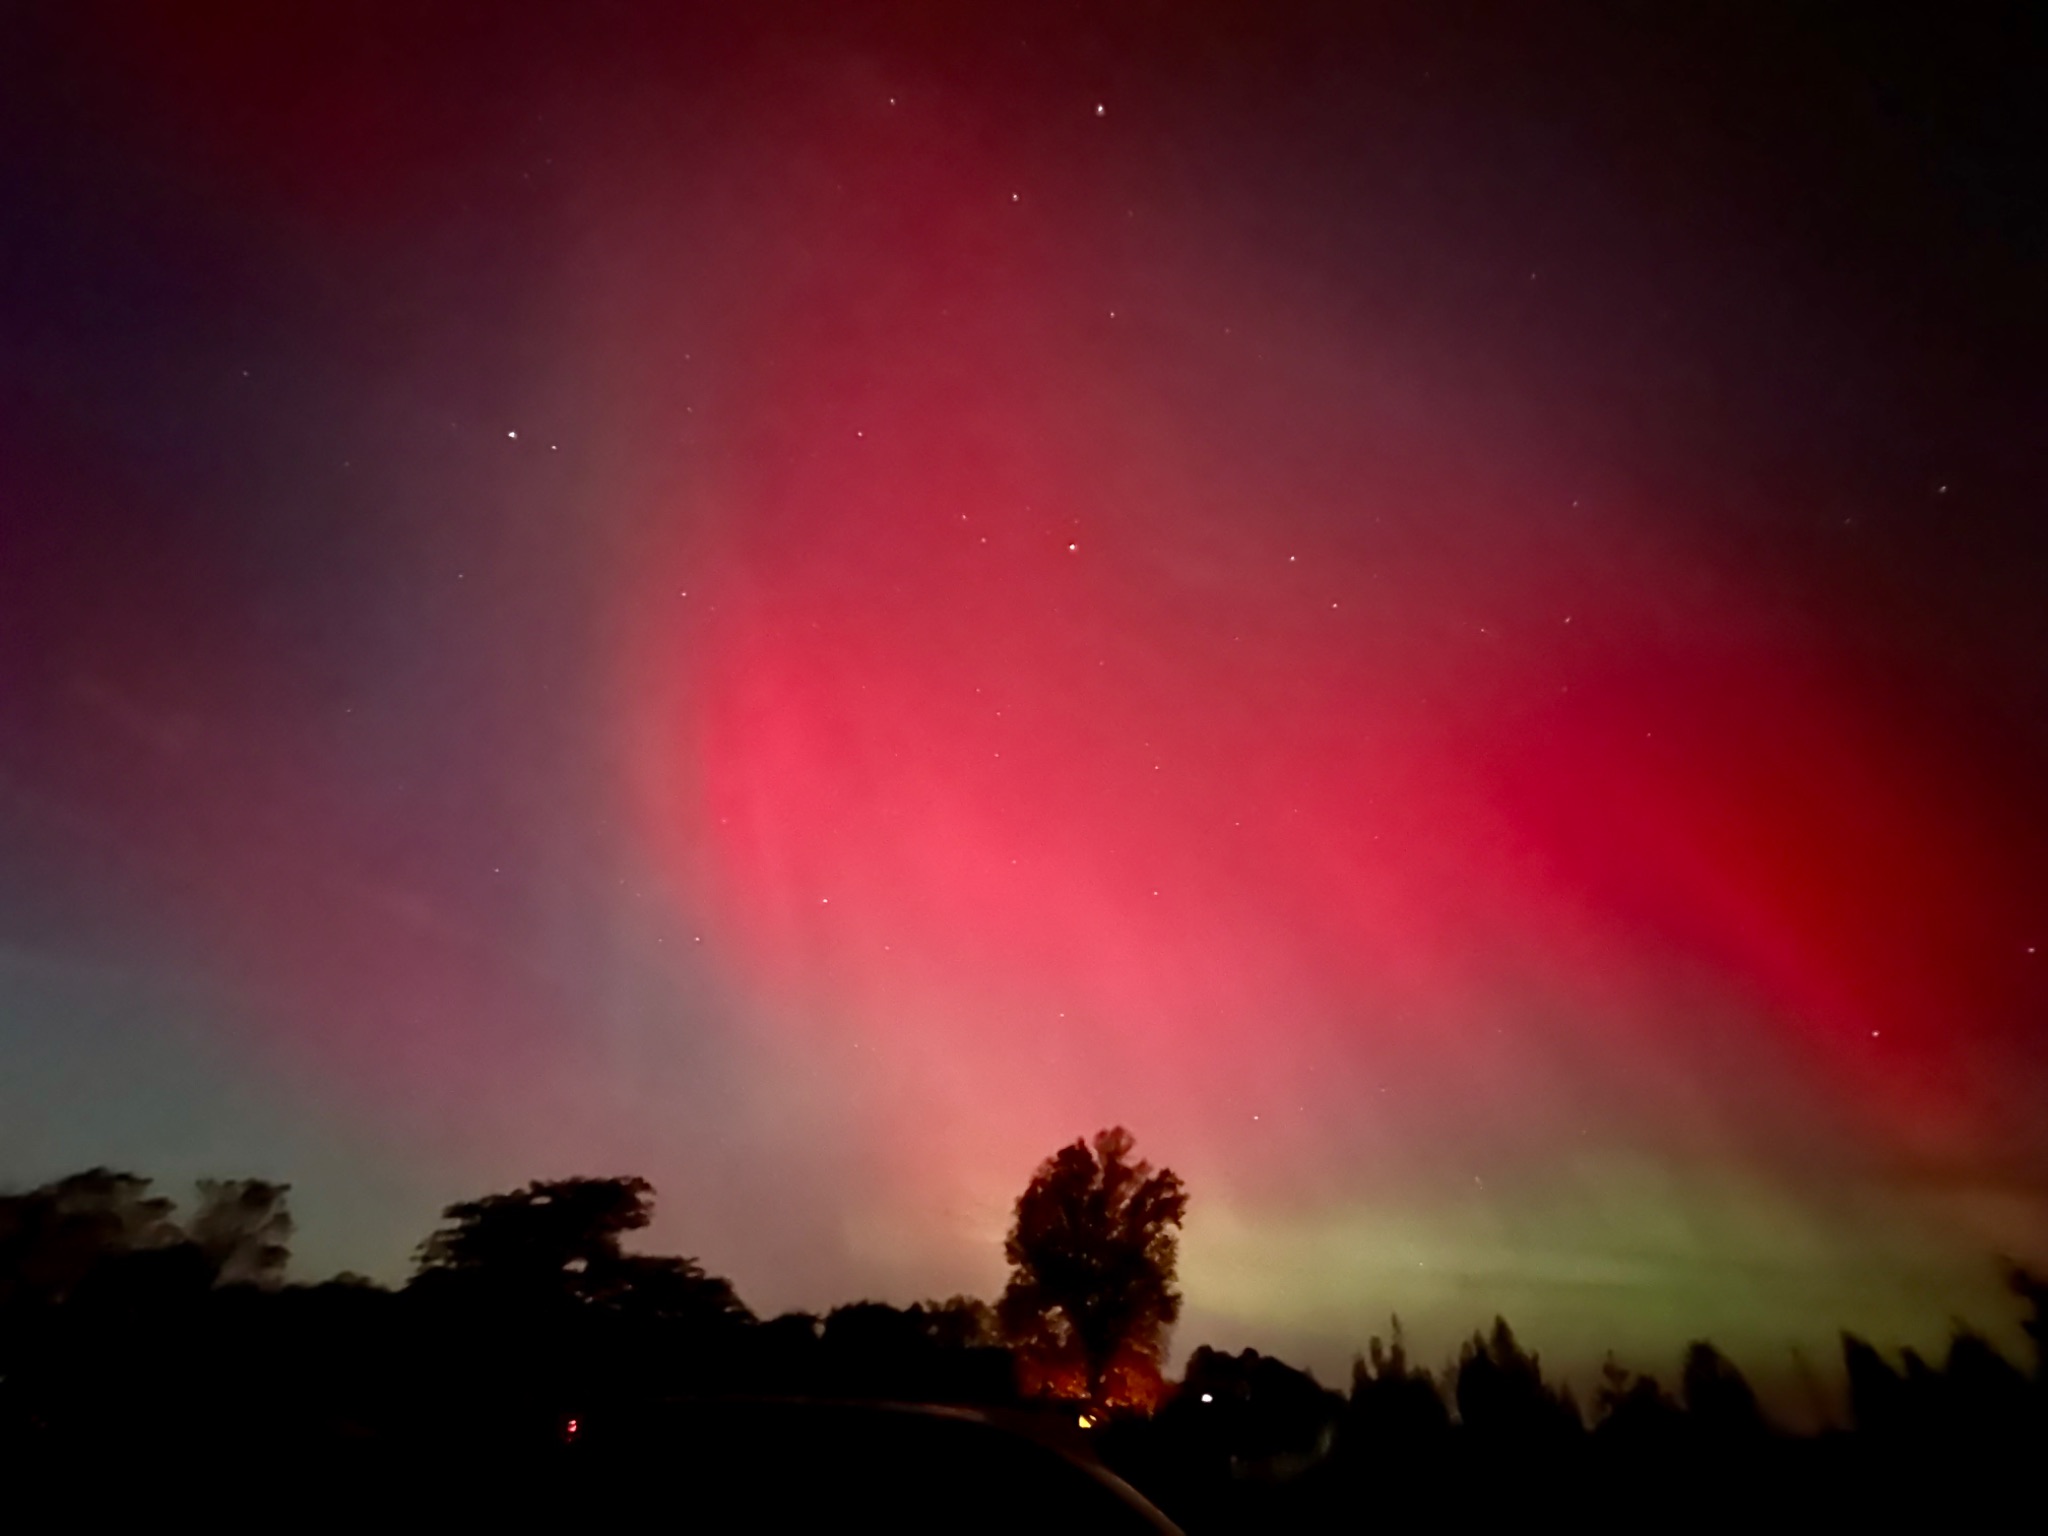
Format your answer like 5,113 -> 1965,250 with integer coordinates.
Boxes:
2,1133 -> 2043,1530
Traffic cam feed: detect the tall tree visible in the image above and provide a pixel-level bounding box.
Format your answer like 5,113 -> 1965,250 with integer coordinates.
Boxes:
1000,1127 -> 1187,1403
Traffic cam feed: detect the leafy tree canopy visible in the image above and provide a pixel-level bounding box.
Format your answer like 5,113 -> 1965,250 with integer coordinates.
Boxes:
414,1176 -> 655,1290
410,1175 -> 751,1326
0,1168 -> 292,1312
1000,1126 -> 1187,1402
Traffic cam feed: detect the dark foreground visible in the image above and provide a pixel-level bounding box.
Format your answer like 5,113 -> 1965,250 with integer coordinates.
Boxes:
5,1391 -> 2036,1534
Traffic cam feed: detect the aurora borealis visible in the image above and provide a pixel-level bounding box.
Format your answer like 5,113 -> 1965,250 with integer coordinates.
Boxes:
3,5 -> 2044,1402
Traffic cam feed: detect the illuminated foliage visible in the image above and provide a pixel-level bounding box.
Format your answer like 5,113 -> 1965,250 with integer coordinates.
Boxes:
1001,1127 -> 1187,1405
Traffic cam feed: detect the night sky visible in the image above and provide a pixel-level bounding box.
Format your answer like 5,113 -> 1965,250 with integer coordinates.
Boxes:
3,5 -> 2045,1400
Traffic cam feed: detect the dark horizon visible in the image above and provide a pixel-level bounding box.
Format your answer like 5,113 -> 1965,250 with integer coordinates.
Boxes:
7,1150 -> 2047,1536
5,1149 -> 2039,1435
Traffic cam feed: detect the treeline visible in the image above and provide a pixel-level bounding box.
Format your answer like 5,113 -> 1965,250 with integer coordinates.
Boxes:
2,1166 -> 2043,1529
1113,1296 -> 2048,1529
0,1170 -> 1015,1453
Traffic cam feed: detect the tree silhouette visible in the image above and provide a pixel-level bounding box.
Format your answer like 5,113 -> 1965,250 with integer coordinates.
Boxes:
412,1176 -> 655,1301
1592,1353 -> 1680,1447
598,1253 -> 751,1327
0,1168 -> 180,1311
6,1157 -> 2048,1532
1000,1127 -> 1187,1405
919,1295 -> 1001,1350
1679,1340 -> 1764,1439
189,1179 -> 293,1285
408,1173 -> 752,1348
1453,1317 -> 1583,1444
2007,1264 -> 2048,1383
1350,1319 -> 1451,1444
1843,1331 -> 1909,1435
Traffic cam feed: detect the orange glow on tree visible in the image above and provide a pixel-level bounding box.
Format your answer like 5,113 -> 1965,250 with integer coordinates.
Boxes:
1001,1127 -> 1186,1410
